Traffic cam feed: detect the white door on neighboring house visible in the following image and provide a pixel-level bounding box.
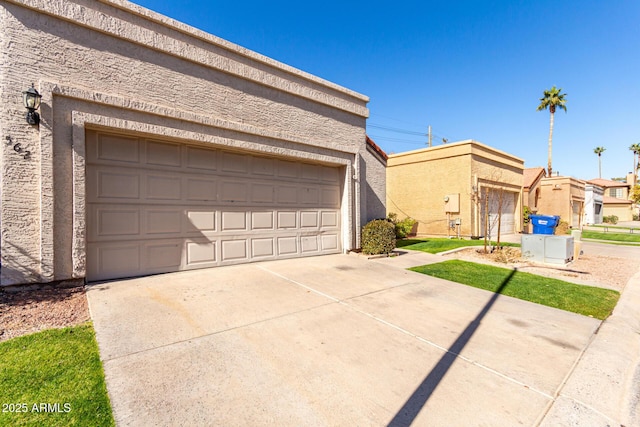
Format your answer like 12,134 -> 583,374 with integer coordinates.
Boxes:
481,190 -> 516,238
572,202 -> 582,228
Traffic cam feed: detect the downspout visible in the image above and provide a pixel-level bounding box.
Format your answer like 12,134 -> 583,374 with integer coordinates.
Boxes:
353,153 -> 361,249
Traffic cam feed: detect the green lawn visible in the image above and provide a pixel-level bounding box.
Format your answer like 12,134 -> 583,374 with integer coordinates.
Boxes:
410,260 -> 619,320
397,238 -> 519,254
582,230 -> 640,243
0,323 -> 114,427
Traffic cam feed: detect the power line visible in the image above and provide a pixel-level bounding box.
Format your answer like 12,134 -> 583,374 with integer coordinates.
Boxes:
367,123 -> 426,136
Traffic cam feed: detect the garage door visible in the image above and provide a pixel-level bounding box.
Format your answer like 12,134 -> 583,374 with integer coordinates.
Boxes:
482,190 -> 516,237
85,131 -> 342,281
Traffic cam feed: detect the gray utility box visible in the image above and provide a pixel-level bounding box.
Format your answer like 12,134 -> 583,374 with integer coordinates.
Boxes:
521,235 -> 574,265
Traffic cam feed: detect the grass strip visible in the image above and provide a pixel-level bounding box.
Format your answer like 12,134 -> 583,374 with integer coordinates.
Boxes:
581,230 -> 640,243
397,238 -> 519,254
0,323 -> 114,427
409,260 -> 619,320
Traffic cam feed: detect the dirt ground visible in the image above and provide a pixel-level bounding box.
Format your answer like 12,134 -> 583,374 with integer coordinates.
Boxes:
444,247 -> 638,292
1,247 -> 638,343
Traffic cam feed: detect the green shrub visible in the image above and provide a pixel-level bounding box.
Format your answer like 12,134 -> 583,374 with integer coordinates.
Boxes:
603,215 -> 619,224
555,219 -> 570,235
523,206 -> 532,224
387,212 -> 417,238
361,219 -> 396,255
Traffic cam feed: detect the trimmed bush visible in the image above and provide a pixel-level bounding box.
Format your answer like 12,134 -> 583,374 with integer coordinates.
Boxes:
362,219 -> 396,255
555,219 -> 570,235
387,212 -> 417,239
603,215 -> 619,224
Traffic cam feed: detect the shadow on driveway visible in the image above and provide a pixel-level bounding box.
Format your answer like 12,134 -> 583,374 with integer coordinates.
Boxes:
388,269 -> 517,426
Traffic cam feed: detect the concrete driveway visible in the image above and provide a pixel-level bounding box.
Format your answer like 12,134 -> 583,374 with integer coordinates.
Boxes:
88,253 -> 601,426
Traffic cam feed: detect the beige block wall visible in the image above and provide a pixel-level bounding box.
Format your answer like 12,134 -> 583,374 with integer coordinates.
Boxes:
387,141 -> 524,237
537,177 -> 585,227
0,0 -> 373,285
604,204 -> 634,222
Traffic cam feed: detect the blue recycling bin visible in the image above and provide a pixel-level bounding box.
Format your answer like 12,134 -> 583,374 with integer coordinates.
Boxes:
529,215 -> 560,235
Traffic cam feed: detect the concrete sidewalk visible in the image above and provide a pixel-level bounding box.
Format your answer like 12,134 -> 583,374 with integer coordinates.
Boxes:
374,240 -> 640,426
88,252 -> 610,426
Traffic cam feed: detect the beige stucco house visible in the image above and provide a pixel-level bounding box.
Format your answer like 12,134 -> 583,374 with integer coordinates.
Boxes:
386,140 -> 524,238
587,177 -> 635,221
536,176 -> 585,228
0,0 -> 385,285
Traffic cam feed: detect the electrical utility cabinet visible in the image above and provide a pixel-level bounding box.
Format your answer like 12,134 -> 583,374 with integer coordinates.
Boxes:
521,235 -> 574,265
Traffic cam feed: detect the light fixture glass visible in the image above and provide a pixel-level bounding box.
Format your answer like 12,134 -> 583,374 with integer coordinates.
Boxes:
22,83 -> 42,125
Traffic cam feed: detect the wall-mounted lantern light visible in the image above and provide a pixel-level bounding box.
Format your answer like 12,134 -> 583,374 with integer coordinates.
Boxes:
22,83 -> 42,125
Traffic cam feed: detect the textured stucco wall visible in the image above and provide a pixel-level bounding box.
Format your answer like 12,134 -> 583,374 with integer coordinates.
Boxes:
386,141 -> 523,237
360,145 -> 386,224
0,0 -> 371,285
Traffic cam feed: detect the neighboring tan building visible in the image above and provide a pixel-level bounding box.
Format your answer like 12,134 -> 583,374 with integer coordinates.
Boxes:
386,140 -> 524,238
584,184 -> 604,225
587,177 -> 635,221
0,0 -> 383,285
537,176 -> 585,228
523,167 -> 546,214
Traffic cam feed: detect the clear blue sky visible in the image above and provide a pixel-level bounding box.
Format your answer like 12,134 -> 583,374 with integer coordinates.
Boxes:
132,0 -> 639,181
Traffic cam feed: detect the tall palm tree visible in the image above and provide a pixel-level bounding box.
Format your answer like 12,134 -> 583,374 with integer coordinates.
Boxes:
593,147 -> 605,178
630,143 -> 640,185
537,86 -> 568,177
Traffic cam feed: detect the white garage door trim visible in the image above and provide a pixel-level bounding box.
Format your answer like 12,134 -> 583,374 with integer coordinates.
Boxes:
85,131 -> 343,281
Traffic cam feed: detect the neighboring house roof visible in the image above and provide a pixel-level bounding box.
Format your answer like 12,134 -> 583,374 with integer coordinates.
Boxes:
587,178 -> 629,188
366,135 -> 388,161
523,167 -> 545,189
602,195 -> 632,205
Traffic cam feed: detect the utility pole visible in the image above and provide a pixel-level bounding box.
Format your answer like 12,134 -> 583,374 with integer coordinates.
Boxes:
427,125 -> 432,147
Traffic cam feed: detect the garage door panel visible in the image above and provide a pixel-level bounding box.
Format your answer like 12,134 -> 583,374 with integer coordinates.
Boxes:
251,184 -> 275,203
186,211 -> 216,232
88,206 -> 140,240
251,212 -> 274,230
88,242 -> 141,281
277,211 -> 297,229
321,211 -> 338,227
186,146 -> 218,171
321,234 -> 339,251
251,238 -> 275,258
89,168 -> 141,201
186,240 -> 217,265
186,178 -> 217,201
301,187 -> 320,204
220,181 -> 248,202
144,241 -> 182,270
222,152 -> 249,174
146,174 -> 182,200
277,236 -> 298,255
221,240 -> 248,261
301,235 -> 319,253
145,140 -> 181,167
221,211 -> 247,231
278,160 -> 299,178
300,211 -> 319,228
86,131 -> 342,281
321,188 -> 340,207
252,157 -> 275,176
145,209 -> 182,235
95,134 -> 140,164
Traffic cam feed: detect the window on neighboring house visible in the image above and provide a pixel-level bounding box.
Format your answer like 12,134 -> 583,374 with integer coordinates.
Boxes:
595,204 -> 602,214
609,188 -> 623,198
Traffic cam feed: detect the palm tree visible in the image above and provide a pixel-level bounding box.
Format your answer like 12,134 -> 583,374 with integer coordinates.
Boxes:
630,143 -> 640,185
593,147 -> 605,178
537,86 -> 568,177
